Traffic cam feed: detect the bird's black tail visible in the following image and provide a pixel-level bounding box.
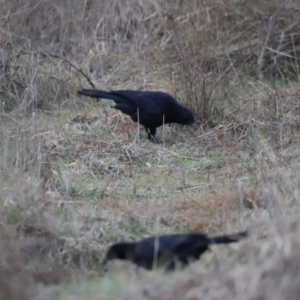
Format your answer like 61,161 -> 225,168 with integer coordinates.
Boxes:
209,231 -> 247,245
77,89 -> 118,101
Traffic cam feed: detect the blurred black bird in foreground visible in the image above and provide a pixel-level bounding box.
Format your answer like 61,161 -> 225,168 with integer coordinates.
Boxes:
102,231 -> 247,271
77,89 -> 197,143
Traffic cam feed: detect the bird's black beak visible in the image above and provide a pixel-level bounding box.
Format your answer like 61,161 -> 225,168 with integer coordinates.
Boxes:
190,123 -> 197,131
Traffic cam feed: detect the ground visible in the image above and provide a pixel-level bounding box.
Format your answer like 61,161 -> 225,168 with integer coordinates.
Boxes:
1,1 -> 300,299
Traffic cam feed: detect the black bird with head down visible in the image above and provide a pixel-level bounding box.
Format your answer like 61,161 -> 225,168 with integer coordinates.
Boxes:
102,231 -> 247,271
77,89 -> 197,143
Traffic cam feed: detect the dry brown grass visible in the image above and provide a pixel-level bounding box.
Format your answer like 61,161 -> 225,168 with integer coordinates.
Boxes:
1,0 -> 300,299
0,226 -> 33,300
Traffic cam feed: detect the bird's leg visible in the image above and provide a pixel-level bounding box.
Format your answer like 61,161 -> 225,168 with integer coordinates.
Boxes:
151,135 -> 160,144
164,261 -> 175,272
148,134 -> 159,144
147,128 -> 160,144
146,128 -> 152,140
144,127 -> 159,144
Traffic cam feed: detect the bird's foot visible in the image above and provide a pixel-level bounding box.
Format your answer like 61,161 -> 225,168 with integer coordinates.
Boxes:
147,134 -> 160,144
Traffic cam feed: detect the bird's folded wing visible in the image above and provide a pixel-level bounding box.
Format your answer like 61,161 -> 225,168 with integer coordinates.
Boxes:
111,90 -> 165,115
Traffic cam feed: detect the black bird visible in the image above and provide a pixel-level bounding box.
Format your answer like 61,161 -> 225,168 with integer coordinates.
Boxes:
102,231 -> 247,271
77,89 -> 197,143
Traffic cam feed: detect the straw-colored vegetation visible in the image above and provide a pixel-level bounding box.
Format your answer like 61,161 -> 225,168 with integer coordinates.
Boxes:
1,0 -> 300,299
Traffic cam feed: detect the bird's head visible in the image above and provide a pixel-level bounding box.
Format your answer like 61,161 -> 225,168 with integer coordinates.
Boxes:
101,242 -> 134,266
177,107 -> 197,131
189,121 -> 197,131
